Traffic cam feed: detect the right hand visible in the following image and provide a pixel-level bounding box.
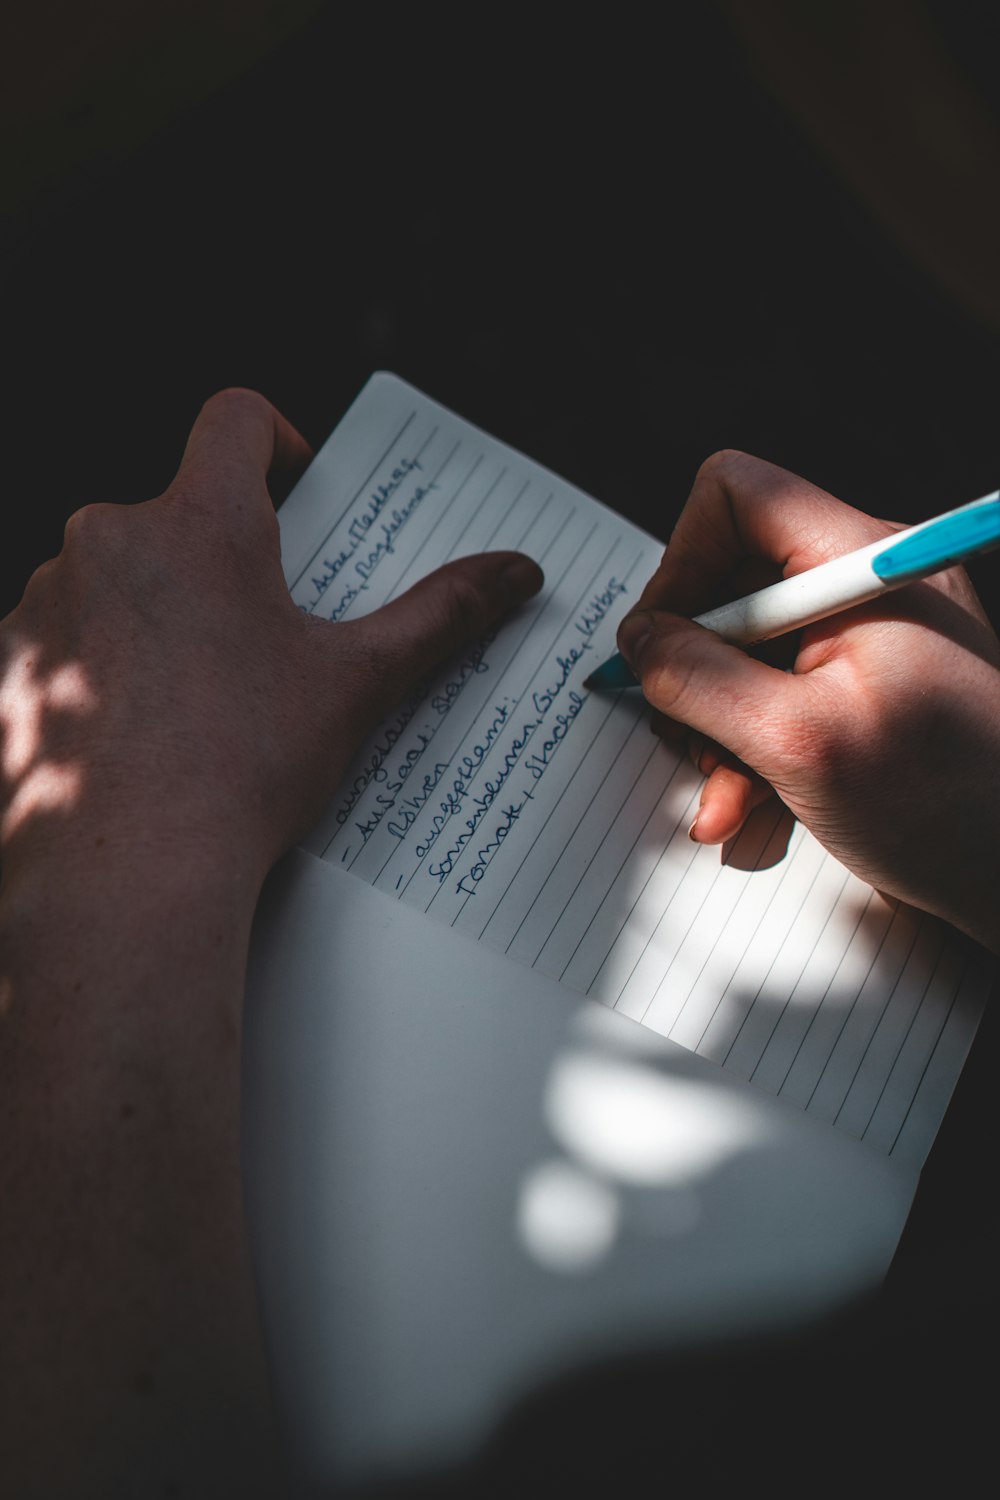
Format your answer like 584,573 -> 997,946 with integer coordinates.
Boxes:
616,450 -> 1000,954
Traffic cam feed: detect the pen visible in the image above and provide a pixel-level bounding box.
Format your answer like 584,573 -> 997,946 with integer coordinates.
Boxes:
583,488 -> 1000,690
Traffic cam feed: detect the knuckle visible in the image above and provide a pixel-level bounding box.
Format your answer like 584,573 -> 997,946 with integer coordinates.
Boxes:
202,386 -> 272,420
63,500 -> 113,534
61,501 -> 121,551
695,449 -> 788,503
695,448 -> 748,484
17,553 -> 60,606
14,504 -> 134,617
30,552 -> 61,586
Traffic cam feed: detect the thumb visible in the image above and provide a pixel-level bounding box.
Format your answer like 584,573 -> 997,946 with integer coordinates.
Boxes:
315,551 -> 544,727
617,608 -> 796,772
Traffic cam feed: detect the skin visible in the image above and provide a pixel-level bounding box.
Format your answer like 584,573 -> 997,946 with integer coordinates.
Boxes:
1,410 -> 996,1494
616,448 -> 1000,955
0,389 -> 543,1498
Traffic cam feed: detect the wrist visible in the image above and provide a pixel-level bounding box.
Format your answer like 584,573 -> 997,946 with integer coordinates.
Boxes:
2,787 -> 270,901
0,830 -> 263,1030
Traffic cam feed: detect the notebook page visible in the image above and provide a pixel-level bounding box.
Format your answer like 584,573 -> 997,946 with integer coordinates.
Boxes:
279,373 -> 993,1171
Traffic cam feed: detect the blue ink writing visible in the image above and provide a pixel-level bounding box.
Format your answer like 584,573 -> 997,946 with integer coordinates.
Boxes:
309,458 -> 423,605
455,801 -> 530,895
575,578 -> 627,640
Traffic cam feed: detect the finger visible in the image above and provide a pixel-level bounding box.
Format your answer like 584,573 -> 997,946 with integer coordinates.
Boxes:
168,388 -> 313,518
618,608 -> 799,772
648,709 -> 687,743
635,450 -> 897,619
687,731 -> 727,775
323,552 -> 544,725
690,761 -> 775,845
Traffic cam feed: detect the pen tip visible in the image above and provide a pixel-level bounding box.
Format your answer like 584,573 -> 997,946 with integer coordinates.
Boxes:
583,653 -> 639,692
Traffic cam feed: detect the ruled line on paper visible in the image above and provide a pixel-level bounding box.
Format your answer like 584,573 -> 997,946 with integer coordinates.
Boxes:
418,527 -> 619,914
277,373 -> 992,1169
683,810 -> 804,1056
584,781 -> 703,1004
664,804 -> 798,1047
490,703 -> 646,952
550,734 -> 675,975
446,550 -> 650,932
783,903 -> 924,1116
286,409 -> 420,595
368,511 -> 599,897
317,461 -> 550,868
746,880 -> 875,1094
862,952 -> 954,1143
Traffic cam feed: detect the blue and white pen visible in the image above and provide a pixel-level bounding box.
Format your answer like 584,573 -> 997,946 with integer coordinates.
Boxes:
584,488 -> 1000,691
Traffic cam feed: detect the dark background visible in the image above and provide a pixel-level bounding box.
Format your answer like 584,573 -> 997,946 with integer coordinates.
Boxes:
3,2 -> 998,1493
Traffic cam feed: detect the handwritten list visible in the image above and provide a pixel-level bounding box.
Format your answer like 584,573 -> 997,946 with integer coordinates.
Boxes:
278,374 -> 992,1171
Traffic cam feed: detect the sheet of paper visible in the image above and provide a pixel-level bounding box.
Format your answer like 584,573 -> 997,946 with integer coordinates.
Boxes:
243,849 -> 917,1490
278,372 -> 993,1172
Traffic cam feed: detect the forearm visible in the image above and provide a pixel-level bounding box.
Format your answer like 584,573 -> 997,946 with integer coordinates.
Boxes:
0,386 -> 543,1499
0,848 -> 284,1499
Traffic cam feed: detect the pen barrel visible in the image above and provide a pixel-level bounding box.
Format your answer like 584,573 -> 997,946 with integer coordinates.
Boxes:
692,541 -> 893,646
692,491 -> 1000,645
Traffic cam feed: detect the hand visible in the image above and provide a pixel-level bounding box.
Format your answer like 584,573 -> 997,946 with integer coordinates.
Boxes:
1,387 -> 543,894
616,450 -> 1000,954
0,388 -> 543,1497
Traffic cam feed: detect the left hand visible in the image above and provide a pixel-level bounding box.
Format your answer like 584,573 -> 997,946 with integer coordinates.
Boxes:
0,388 -> 545,1497
0,387 -> 543,894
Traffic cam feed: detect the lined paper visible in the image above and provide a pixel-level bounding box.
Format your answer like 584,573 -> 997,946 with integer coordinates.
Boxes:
279,373 -> 993,1170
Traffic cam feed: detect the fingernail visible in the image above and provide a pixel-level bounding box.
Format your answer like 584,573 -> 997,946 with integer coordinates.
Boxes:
688,815 -> 700,841
500,554 -> 544,598
617,609 -> 656,670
